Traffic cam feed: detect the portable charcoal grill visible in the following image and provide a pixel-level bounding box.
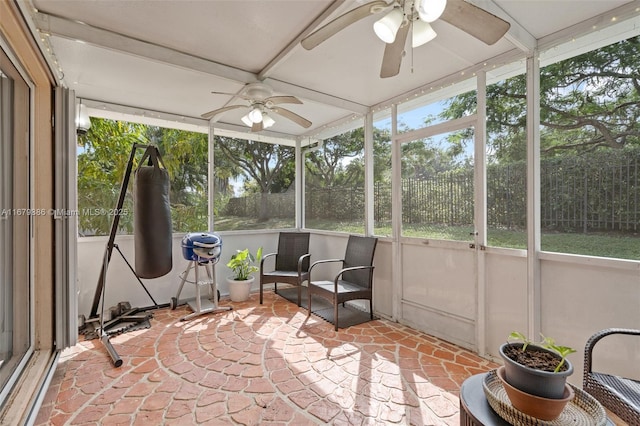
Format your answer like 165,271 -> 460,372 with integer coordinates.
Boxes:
170,232 -> 231,320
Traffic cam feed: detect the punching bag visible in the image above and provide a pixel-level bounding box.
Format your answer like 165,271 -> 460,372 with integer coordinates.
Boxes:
134,146 -> 173,278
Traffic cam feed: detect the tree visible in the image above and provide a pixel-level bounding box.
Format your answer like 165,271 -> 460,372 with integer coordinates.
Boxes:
214,136 -> 294,221
77,118 -> 148,235
305,126 -> 395,187
401,138 -> 466,179
146,126 -> 209,231
305,128 -> 365,188
442,35 -> 640,161
372,127 -> 392,182
78,119 -> 214,234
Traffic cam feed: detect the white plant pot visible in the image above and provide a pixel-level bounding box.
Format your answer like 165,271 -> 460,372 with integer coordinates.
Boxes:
227,276 -> 254,302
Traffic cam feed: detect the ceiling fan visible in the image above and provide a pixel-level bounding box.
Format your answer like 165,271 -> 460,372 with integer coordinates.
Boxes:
201,82 -> 312,132
301,0 -> 511,78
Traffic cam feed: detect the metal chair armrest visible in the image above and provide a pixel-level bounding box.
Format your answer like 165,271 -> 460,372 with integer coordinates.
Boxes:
309,258 -> 344,279
260,252 -> 277,272
584,328 -> 640,375
297,253 -> 311,274
334,265 -> 375,290
334,265 -> 375,280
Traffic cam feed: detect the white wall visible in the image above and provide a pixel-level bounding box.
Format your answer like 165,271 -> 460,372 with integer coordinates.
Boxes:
77,231 -> 281,318
77,231 -> 391,318
77,231 -> 640,384
538,253 -> 640,383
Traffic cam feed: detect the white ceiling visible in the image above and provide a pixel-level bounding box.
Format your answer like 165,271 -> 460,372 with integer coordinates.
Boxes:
27,0 -> 639,139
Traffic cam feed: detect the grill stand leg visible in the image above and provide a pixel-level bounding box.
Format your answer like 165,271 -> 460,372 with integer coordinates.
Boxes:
176,261 -> 232,321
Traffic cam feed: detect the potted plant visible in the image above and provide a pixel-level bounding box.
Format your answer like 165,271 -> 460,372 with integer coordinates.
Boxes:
500,331 -> 576,398
226,247 -> 262,302
497,331 -> 576,420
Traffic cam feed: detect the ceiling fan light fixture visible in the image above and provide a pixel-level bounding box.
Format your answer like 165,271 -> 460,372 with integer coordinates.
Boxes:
373,8 -> 404,43
412,19 -> 437,48
417,0 -> 447,23
248,107 -> 263,123
262,114 -> 275,129
241,113 -> 254,127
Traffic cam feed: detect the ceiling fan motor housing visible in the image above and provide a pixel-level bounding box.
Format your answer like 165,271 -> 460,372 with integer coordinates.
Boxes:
243,82 -> 273,101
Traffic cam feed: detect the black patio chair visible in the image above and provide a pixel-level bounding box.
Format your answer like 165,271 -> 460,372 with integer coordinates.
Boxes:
307,235 -> 378,331
583,328 -> 640,426
259,232 -> 311,307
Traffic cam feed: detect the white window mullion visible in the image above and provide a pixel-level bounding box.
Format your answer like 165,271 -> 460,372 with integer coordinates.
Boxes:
391,104 -> 401,322
364,112 -> 374,236
475,71 -> 488,356
526,52 -> 542,339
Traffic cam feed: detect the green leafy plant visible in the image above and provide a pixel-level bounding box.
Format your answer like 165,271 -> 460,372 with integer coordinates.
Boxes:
227,247 -> 263,280
540,335 -> 577,373
508,331 -> 532,351
508,331 -> 576,373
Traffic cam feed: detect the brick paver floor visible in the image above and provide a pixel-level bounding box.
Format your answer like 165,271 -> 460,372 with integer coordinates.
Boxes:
36,292 -> 498,425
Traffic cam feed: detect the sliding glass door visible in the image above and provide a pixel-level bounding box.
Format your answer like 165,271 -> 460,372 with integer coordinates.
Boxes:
0,44 -> 31,404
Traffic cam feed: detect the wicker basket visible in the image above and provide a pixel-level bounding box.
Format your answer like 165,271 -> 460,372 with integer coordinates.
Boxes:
483,369 -> 607,426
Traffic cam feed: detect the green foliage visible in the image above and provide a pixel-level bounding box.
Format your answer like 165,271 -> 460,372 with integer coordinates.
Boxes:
305,128 -> 365,188
226,247 -> 263,280
540,335 -> 577,373
508,331 -> 576,373
442,35 -> 640,162
508,331 -> 532,351
77,118 -> 148,235
215,135 -> 294,221
145,126 -> 209,232
373,128 -> 392,182
77,118 -> 210,235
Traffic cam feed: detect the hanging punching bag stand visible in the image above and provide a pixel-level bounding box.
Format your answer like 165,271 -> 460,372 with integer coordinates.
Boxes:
85,143 -> 168,367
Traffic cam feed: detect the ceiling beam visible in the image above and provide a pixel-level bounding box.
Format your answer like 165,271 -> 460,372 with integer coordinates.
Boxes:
34,12 -> 256,84
33,11 -> 368,114
258,0 -> 346,81
465,0 -> 537,53
84,98 -> 299,145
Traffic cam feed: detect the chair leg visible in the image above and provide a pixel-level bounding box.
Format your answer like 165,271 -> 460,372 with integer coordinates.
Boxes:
334,298 -> 339,332
369,299 -> 373,320
307,287 -> 312,317
297,285 -> 301,307
259,281 -> 263,305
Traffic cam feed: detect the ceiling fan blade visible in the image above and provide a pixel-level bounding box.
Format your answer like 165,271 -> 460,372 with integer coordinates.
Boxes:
200,104 -> 247,120
380,23 -> 410,79
251,121 -> 264,132
264,95 -> 302,106
301,0 -> 389,50
270,107 -> 312,128
440,0 -> 511,45
210,91 -> 237,96
211,91 -> 254,102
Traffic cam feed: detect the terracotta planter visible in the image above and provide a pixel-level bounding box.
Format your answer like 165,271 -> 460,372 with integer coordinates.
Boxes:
499,342 -> 573,399
227,276 -> 254,302
496,366 -> 574,420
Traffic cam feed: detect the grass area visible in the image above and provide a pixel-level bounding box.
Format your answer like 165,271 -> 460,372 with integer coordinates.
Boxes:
214,216 -> 294,231
540,232 -> 640,260
216,216 -> 640,261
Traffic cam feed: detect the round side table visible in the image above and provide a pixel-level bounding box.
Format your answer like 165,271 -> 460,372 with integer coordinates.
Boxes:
459,373 -> 614,426
460,373 -> 510,426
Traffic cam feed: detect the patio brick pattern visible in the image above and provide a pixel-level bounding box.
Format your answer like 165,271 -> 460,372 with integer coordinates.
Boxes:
36,292 -> 498,425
